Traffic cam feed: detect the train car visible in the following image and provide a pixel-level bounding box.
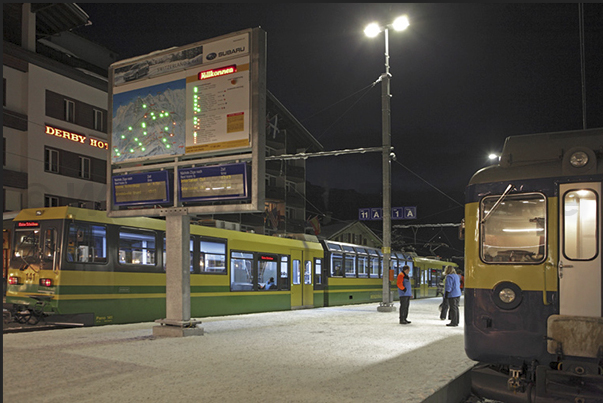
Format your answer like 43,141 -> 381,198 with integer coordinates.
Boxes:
412,256 -> 459,299
464,128 -> 603,402
5,206 -> 324,325
6,206 -> 457,326
320,240 -> 457,304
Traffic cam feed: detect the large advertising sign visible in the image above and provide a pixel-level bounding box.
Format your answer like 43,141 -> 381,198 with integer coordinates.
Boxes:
111,33 -> 252,163
108,28 -> 266,217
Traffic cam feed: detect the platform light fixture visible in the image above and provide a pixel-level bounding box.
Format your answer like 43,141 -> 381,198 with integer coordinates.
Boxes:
364,15 -> 409,313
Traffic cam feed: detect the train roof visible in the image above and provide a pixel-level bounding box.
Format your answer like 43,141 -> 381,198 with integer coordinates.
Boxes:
469,127 -> 603,186
11,206 -> 323,251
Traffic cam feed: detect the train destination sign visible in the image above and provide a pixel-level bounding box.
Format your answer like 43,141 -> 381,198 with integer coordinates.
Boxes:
113,171 -> 170,206
179,162 -> 248,202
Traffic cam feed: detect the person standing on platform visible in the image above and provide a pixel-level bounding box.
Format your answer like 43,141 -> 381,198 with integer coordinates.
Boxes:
444,267 -> 462,327
397,265 -> 412,324
439,266 -> 454,320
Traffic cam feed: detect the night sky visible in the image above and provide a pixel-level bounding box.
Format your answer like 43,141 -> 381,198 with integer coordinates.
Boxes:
73,3 -> 603,257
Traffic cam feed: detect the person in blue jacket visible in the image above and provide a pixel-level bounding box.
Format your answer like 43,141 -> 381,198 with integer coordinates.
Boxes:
397,265 -> 412,324
444,267 -> 462,327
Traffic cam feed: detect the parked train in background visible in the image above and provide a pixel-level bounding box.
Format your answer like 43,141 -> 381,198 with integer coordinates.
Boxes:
463,128 -> 603,402
5,206 -> 457,326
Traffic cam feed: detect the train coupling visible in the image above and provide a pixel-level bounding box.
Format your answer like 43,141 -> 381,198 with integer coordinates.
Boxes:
507,367 -> 524,392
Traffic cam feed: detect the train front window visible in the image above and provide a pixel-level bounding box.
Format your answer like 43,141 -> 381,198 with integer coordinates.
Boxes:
14,229 -> 40,263
481,193 -> 546,264
563,189 -> 598,260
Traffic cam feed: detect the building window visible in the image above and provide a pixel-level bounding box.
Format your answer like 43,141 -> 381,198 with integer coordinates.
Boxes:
44,148 -> 59,173
45,196 -> 59,207
65,99 -> 75,122
79,156 -> 91,179
93,109 -> 104,132
285,180 -> 296,193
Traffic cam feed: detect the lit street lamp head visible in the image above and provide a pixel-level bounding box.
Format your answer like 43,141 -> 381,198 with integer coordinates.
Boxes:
364,15 -> 409,37
392,15 -> 410,31
364,22 -> 381,38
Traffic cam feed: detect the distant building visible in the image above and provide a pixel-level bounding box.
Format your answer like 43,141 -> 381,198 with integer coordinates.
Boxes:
319,220 -> 383,248
3,3 -> 322,236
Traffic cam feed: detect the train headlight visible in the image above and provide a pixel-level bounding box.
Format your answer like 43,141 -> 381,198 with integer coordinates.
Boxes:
569,151 -> 588,168
492,281 -> 523,310
499,288 -> 516,303
8,276 -> 20,285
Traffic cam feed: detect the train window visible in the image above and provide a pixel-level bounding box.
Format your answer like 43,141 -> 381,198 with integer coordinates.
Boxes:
342,245 -> 355,253
119,229 -> 156,266
199,239 -> 226,274
315,258 -> 322,285
326,242 -> 342,251
162,237 -> 193,273
358,254 -> 369,278
304,260 -> 312,284
331,253 -> 343,277
369,256 -> 380,278
344,254 -> 356,277
280,256 -> 290,290
14,229 -> 40,263
259,258 -> 279,290
230,251 -> 253,291
43,228 -> 57,262
67,223 -> 107,264
563,189 -> 598,260
292,259 -> 301,285
481,193 -> 546,264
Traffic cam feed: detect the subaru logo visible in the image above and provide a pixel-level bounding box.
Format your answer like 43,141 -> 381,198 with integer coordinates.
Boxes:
206,53 -> 217,61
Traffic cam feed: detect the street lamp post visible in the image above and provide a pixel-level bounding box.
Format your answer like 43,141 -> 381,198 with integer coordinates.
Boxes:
365,16 -> 409,313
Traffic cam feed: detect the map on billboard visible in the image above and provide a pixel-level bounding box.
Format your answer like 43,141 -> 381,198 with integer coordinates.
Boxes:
112,80 -> 186,163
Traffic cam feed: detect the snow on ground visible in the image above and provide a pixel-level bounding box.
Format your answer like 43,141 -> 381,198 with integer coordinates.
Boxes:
3,297 -> 475,403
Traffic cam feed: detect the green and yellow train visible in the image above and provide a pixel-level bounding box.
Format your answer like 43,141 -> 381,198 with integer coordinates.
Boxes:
5,206 -> 456,325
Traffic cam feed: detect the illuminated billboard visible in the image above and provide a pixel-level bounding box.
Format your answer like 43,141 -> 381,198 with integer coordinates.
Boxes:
107,28 -> 266,217
110,32 -> 254,164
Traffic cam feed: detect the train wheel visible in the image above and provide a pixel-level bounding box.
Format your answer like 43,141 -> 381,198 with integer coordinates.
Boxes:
28,314 -> 41,325
15,310 -> 31,324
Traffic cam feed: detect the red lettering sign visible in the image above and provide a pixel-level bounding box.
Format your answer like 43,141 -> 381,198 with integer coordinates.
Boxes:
17,221 -> 39,228
198,65 -> 237,80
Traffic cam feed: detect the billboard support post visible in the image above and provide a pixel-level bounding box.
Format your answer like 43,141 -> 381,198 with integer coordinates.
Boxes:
153,208 -> 203,337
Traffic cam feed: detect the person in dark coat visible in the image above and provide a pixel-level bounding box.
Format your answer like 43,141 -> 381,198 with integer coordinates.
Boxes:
444,266 -> 462,327
397,265 -> 412,324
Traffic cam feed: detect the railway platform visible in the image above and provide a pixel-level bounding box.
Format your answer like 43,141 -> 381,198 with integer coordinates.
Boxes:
3,296 -> 475,403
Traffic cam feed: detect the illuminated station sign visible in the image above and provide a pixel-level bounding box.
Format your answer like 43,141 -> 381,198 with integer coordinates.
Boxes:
112,171 -> 171,206
178,162 -> 248,202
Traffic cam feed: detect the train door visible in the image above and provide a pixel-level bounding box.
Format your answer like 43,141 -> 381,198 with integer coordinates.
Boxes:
313,257 -> 326,307
559,182 -> 602,316
290,249 -> 313,309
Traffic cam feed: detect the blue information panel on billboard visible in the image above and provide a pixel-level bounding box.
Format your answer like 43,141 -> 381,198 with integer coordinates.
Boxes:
113,171 -> 170,206
179,162 -> 248,202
